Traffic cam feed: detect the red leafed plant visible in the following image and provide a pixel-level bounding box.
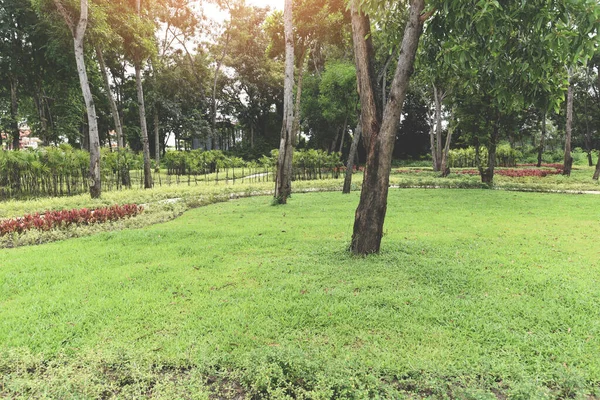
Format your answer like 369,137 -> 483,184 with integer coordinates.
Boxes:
0,204 -> 143,236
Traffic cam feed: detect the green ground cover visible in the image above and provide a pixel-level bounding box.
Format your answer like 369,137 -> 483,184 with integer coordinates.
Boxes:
1,190 -> 599,398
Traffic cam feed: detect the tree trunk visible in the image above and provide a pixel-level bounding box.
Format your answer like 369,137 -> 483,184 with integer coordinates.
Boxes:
440,119 -> 454,177
154,108 -> 160,172
135,63 -> 153,188
476,117 -> 499,185
429,115 -> 437,170
537,109 -> 546,167
593,153 -> 600,180
274,0 -> 294,204
433,83 -> 443,171
343,123 -> 361,194
64,0 -> 101,199
212,32 -> 230,152
350,0 -> 425,255
134,0 -> 152,189
293,48 -> 308,146
96,45 -> 123,149
10,75 -> 20,151
338,113 -> 349,154
563,81 -> 574,176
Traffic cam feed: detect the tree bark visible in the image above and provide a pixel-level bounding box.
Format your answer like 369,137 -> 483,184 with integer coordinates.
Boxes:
96,45 -> 123,149
10,75 -> 19,151
476,116 -> 499,185
135,63 -> 153,188
154,108 -> 160,172
429,114 -> 437,170
274,0 -> 294,204
433,83 -> 443,171
293,48 -> 308,146
343,124 -> 361,194
56,0 -> 102,198
537,109 -> 546,167
593,153 -> 600,180
563,81 -> 574,176
440,118 -> 454,177
350,0 -> 425,254
338,113 -> 348,154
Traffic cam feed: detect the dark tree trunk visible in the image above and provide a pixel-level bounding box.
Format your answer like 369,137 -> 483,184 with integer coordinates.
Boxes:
96,45 -> 124,149
429,116 -> 437,170
274,0 -> 294,204
476,116 -> 499,185
537,109 -> 546,168
440,120 -> 454,177
343,124 -> 361,194
350,0 -> 425,255
593,153 -> 600,180
433,83 -> 442,171
10,75 -> 20,150
563,82 -> 574,176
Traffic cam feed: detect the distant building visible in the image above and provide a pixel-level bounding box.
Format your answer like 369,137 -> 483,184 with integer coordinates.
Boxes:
1,127 -> 42,150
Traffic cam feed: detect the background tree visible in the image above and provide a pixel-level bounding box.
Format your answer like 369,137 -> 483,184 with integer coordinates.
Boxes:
274,0 -> 294,204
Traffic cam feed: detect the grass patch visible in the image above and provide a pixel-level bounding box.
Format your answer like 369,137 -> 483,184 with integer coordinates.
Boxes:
1,190 -> 600,398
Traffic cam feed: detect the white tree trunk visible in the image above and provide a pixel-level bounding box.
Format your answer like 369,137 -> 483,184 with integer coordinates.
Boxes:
72,0 -> 101,198
274,0 -> 295,204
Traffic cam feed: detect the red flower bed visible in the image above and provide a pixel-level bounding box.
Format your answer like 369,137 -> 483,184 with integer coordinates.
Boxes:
455,168 -> 562,177
517,163 -> 565,170
0,204 -> 143,236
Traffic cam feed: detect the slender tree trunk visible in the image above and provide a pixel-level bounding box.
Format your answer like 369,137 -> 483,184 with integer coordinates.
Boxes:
429,114 -> 437,170
563,81 -> 574,176
293,48 -> 308,146
274,0 -> 294,204
537,109 -> 546,167
133,0 -> 152,188
154,108 -> 160,172
330,129 -> 340,153
593,153 -> 600,180
338,113 -> 349,154
96,45 -> 123,149
343,124 -> 361,194
10,75 -> 19,151
135,63 -> 153,188
212,32 -> 230,151
433,83 -> 443,171
350,0 -> 425,254
440,120 -> 454,177
55,0 -> 102,198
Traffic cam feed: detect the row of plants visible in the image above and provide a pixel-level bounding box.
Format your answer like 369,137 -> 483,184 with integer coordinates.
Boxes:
163,149 -> 344,180
447,144 -> 522,168
0,203 -> 143,236
0,146 -> 345,200
0,145 -> 145,199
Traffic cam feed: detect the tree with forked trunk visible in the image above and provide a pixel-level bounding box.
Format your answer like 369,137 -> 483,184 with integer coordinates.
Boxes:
349,0 -> 425,254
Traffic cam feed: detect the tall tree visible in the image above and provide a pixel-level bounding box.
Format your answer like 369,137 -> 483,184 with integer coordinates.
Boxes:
274,0 -> 294,204
52,0 -> 101,198
350,0 -> 425,254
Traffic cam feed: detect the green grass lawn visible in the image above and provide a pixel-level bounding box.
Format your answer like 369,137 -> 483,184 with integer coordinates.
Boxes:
1,190 -> 600,399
